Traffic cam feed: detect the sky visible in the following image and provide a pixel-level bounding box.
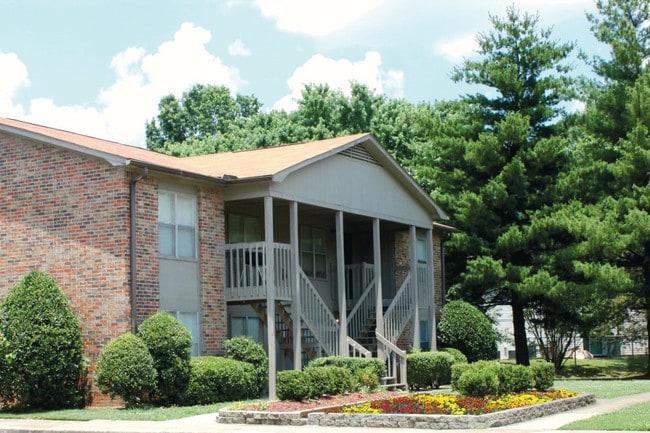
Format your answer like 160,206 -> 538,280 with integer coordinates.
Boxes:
1,0 -> 605,148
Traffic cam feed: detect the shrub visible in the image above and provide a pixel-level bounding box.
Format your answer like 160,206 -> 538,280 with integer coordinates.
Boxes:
304,365 -> 354,398
496,363 -> 534,394
0,271 -> 86,410
224,336 -> 268,397
183,357 -> 257,405
307,356 -> 386,380
277,370 -> 310,401
530,361 -> 555,390
137,312 -> 192,406
451,362 -> 472,391
353,366 -> 380,392
96,332 -> 157,408
407,351 -> 456,390
437,300 -> 498,362
440,347 -> 468,364
455,365 -> 499,397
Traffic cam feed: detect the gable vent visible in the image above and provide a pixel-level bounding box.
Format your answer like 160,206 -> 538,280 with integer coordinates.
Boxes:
341,144 -> 382,166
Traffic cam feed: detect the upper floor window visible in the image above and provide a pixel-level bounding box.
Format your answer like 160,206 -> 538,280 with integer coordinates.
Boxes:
227,213 -> 262,243
300,226 -> 327,279
159,190 -> 197,259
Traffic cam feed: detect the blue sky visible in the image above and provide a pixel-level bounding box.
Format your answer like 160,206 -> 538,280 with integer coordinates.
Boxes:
1,0 -> 603,147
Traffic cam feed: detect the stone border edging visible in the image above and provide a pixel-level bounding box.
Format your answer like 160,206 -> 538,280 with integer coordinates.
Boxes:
218,393 -> 595,428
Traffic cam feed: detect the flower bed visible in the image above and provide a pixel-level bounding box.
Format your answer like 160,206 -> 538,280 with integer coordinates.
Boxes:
218,390 -> 595,428
325,390 -> 578,415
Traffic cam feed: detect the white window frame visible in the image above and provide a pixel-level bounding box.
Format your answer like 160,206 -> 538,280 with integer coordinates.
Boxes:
230,316 -> 262,343
300,226 -> 327,280
159,190 -> 197,260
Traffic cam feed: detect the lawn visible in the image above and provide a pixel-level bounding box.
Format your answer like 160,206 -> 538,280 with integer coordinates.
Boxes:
560,400 -> 650,431
555,355 -> 648,379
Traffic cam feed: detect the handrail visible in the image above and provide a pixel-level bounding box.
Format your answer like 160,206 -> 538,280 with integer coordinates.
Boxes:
346,336 -> 372,358
376,331 -> 407,387
299,269 -> 339,356
383,273 -> 414,344
347,277 -> 376,343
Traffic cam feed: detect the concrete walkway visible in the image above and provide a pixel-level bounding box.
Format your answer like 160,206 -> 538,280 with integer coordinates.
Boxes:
0,392 -> 648,433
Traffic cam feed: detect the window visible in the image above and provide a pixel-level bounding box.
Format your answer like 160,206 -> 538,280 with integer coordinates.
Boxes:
416,238 -> 427,264
230,316 -> 261,343
227,213 -> 262,243
169,311 -> 200,356
300,226 -> 327,279
159,190 -> 196,259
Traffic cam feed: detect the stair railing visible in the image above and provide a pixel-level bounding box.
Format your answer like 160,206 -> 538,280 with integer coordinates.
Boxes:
299,269 -> 339,356
347,277 -> 376,343
376,331 -> 407,389
346,336 -> 372,358
383,272 -> 414,345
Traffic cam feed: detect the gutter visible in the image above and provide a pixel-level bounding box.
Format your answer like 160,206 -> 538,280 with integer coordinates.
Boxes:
130,167 -> 148,333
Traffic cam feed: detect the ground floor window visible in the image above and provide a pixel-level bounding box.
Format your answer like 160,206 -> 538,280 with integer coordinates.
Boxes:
230,316 -> 261,343
168,311 -> 200,356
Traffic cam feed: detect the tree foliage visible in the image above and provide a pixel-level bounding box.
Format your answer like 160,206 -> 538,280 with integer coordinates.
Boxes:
437,300 -> 498,362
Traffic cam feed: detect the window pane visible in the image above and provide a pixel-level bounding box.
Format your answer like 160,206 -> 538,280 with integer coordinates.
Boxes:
159,224 -> 175,256
231,317 -> 245,337
417,239 -> 427,263
301,230 -> 313,252
228,214 -> 243,243
244,216 -> 262,242
301,252 -> 313,275
178,226 -> 196,258
246,317 -> 261,343
313,229 -> 326,253
159,192 -> 174,224
178,312 -> 199,356
176,195 -> 196,226
315,254 -> 326,279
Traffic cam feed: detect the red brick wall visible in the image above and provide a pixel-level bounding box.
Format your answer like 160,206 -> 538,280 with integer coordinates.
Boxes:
0,133 -> 133,402
134,176 -> 160,324
197,185 -> 227,355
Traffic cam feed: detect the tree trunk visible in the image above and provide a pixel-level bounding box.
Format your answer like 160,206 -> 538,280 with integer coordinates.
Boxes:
512,293 -> 530,366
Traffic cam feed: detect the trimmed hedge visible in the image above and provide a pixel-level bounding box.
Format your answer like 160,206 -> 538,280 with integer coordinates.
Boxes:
440,347 -> 468,364
138,312 -> 192,406
304,365 -> 354,398
407,351 -> 457,390
451,360 -> 555,397
96,332 -> 158,408
224,336 -> 268,398
0,271 -> 86,411
277,370 -> 311,401
307,356 -> 386,380
183,357 -> 258,405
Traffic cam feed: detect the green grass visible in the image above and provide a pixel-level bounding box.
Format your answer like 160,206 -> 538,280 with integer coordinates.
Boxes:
555,355 -> 648,379
555,379 -> 650,399
0,400 -> 258,421
560,401 -> 650,431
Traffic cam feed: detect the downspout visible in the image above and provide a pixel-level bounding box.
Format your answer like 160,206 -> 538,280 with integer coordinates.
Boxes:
130,167 -> 148,333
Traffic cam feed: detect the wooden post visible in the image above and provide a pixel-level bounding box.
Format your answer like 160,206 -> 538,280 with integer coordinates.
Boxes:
373,218 -> 384,360
426,228 -> 436,350
336,211 -> 347,356
410,226 -> 420,350
290,201 -> 302,369
264,196 -> 276,399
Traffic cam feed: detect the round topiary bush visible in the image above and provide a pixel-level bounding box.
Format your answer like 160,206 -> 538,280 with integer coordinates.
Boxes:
437,300 -> 498,362
455,365 -> 499,397
95,332 -> 158,408
224,336 -> 268,397
277,370 -> 310,401
183,356 -> 258,405
407,351 -> 456,390
0,271 -> 86,411
530,360 -> 555,390
137,311 -> 192,406
440,347 -> 468,364
304,365 -> 354,398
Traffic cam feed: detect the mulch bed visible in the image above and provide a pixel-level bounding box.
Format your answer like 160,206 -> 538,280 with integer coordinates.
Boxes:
254,390 -> 405,413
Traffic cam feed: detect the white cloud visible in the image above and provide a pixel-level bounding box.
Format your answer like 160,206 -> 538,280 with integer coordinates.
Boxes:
273,51 -> 403,112
433,34 -> 479,63
0,51 -> 29,117
4,23 -> 244,148
228,39 -> 252,56
254,0 -> 385,37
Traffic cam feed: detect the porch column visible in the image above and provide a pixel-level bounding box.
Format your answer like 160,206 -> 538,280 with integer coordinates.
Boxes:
409,226 -> 420,350
290,201 -> 302,369
373,218 -> 384,360
336,211 -> 348,356
264,196 -> 277,399
426,228 -> 437,350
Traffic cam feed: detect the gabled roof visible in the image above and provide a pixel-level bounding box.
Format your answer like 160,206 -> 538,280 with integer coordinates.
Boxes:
0,117 -> 448,220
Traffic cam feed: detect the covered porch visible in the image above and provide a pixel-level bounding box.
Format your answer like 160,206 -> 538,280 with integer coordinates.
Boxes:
223,197 -> 438,397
